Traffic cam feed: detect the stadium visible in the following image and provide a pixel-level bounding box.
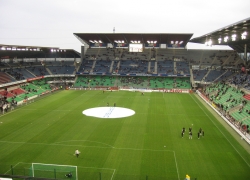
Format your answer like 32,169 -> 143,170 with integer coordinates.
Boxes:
0,12 -> 250,180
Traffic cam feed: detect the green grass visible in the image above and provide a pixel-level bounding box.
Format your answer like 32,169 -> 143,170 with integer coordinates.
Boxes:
0,91 -> 249,180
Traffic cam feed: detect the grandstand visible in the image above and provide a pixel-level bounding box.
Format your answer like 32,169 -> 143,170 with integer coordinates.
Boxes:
0,18 -> 250,179
0,32 -> 249,137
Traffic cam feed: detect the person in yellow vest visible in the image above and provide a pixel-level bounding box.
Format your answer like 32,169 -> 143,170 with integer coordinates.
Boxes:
185,174 -> 190,180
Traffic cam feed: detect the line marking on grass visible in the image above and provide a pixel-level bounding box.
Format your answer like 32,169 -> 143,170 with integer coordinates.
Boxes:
190,94 -> 250,168
0,91 -> 62,118
0,143 -> 177,179
0,108 -> 19,118
113,147 -> 173,152
5,162 -> 116,180
0,100 -> 38,118
136,113 -> 206,116
111,169 -> 116,180
75,166 -> 116,180
162,92 -> 180,180
0,140 -> 175,152
4,162 -> 21,174
14,109 -> 185,116
173,151 -> 180,180
20,109 -> 72,111
54,140 -> 114,148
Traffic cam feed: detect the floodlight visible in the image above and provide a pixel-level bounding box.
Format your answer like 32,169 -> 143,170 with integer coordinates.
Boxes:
179,41 -> 183,44
205,39 -> 212,46
147,41 -> 150,43
208,39 -> 212,46
99,40 -> 102,43
1,47 -> 6,50
134,41 -> 137,43
232,34 -> 236,41
241,31 -> 247,39
224,36 -> 228,42
151,41 -> 153,43
171,41 -> 174,44
175,41 -> 178,44
154,41 -> 157,43
122,40 -> 124,43
218,38 -> 222,44
138,41 -> 140,43
131,41 -> 134,43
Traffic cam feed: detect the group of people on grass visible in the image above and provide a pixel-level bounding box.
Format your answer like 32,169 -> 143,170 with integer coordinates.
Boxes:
181,127 -> 204,139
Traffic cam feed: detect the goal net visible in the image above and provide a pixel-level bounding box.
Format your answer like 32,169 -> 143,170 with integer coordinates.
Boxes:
30,163 -> 78,180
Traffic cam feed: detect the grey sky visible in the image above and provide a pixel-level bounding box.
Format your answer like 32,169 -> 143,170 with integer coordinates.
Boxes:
0,0 -> 250,52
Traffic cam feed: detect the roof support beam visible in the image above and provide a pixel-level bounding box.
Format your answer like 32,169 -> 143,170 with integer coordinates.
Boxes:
122,34 -> 128,44
104,34 -> 112,44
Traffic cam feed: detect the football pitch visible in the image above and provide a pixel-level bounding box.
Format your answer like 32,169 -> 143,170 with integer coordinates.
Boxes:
0,90 -> 250,180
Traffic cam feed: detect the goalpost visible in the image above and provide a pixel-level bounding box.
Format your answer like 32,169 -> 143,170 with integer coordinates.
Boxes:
31,163 -> 78,180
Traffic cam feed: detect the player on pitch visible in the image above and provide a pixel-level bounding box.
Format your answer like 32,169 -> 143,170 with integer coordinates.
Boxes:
75,149 -> 80,158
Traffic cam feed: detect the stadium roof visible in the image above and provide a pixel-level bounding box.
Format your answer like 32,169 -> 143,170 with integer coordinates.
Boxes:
190,17 -> 250,53
0,44 -> 80,59
74,33 -> 193,46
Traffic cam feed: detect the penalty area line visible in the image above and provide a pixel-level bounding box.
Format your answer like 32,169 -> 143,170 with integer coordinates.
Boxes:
111,169 -> 116,180
4,162 -> 21,174
173,151 -> 180,180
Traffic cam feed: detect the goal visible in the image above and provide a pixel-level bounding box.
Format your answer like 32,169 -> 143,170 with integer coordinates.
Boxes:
30,163 -> 78,180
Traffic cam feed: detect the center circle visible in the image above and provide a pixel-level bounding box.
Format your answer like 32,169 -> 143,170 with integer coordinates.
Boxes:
82,107 -> 135,118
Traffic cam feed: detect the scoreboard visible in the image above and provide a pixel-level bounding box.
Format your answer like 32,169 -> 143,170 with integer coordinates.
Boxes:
129,44 -> 143,52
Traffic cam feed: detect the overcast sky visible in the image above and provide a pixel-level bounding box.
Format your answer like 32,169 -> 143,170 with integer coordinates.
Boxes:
0,0 -> 250,53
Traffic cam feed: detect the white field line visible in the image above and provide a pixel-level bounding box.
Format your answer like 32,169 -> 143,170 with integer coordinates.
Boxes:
5,162 -> 116,180
54,140 -> 114,148
173,151 -> 180,180
8,108 -> 207,117
20,109 -> 72,111
32,162 -> 77,168
1,142 -> 178,179
0,92 -> 59,118
77,165 -> 116,180
0,140 -> 174,152
190,94 -> 250,168
162,92 -> 180,180
4,162 -> 21,174
111,169 -> 116,180
0,101 -> 37,118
